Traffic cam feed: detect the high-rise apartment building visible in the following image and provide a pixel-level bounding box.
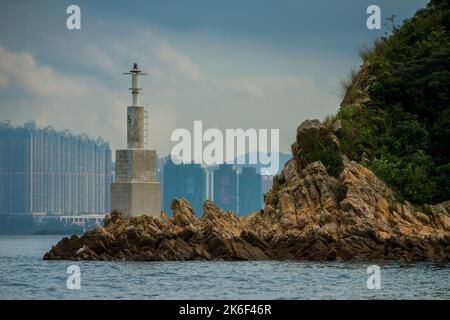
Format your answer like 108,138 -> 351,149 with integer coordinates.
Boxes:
238,166 -> 262,215
163,159 -> 206,216
0,121 -> 112,215
213,164 -> 237,212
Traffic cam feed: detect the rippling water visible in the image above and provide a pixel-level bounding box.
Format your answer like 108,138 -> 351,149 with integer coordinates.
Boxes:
0,235 -> 449,299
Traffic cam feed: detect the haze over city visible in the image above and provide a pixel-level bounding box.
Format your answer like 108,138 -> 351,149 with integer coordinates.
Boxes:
0,0 -> 427,157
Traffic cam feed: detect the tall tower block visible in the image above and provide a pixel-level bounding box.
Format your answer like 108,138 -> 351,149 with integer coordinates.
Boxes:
110,63 -> 161,217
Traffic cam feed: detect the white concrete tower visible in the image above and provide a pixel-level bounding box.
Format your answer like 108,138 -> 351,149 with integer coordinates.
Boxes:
124,63 -> 145,149
110,63 -> 161,217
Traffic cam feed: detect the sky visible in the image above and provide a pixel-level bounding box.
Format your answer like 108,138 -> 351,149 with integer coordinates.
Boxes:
0,0 -> 429,158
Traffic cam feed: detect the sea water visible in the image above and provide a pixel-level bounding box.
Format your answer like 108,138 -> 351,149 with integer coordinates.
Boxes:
0,235 -> 449,299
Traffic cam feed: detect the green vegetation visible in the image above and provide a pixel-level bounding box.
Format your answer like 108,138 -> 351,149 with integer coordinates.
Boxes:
267,175 -> 286,207
335,0 -> 450,204
298,125 -> 343,177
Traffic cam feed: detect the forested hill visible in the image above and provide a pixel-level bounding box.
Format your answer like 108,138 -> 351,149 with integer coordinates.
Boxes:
325,0 -> 450,204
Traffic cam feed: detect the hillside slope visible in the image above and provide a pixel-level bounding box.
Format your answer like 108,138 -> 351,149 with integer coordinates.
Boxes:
325,0 -> 449,204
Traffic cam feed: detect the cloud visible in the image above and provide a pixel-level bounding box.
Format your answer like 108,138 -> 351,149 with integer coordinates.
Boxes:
0,46 -> 126,151
153,39 -> 203,82
82,45 -> 121,76
0,23 -> 341,158
0,40 -> 198,156
0,47 -> 87,98
0,72 -> 7,88
213,75 -> 314,99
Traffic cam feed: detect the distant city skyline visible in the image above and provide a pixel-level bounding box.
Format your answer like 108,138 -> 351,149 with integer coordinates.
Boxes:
0,122 -> 112,215
0,0 -> 428,158
0,122 -> 274,218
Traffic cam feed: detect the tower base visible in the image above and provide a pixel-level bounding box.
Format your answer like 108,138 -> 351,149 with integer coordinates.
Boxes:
110,182 -> 161,217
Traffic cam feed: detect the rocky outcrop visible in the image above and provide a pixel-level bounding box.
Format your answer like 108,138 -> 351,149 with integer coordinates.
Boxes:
251,157 -> 450,261
44,198 -> 270,261
44,120 -> 450,262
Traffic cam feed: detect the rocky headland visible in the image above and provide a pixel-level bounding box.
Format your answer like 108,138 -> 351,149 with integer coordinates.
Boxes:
44,119 -> 450,262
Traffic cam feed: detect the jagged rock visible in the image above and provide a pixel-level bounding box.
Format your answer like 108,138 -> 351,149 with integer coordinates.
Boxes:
171,198 -> 197,228
291,119 -> 342,176
44,148 -> 450,263
297,119 -> 323,133
44,198 -> 271,261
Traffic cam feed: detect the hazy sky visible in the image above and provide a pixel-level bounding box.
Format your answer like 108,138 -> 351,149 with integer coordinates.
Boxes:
0,0 -> 428,157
